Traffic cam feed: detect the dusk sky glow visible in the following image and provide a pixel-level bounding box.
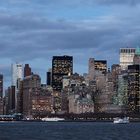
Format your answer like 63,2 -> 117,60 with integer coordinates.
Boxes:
0,0 -> 140,87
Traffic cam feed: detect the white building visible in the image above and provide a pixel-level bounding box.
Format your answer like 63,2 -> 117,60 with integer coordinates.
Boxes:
62,76 -> 70,89
11,63 -> 23,110
12,63 -> 23,86
120,48 -> 135,70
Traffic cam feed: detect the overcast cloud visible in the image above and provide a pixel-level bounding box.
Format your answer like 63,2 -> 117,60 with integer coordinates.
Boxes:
0,0 -> 140,87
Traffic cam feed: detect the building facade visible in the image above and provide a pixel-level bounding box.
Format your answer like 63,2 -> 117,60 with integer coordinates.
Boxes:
128,65 -> 140,113
52,56 -> 73,112
47,68 -> 52,86
52,55 -> 73,91
22,74 -> 41,117
88,58 -> 107,81
24,64 -> 32,77
12,63 -> 23,86
28,87 -> 53,118
120,48 -> 135,70
11,63 -> 23,110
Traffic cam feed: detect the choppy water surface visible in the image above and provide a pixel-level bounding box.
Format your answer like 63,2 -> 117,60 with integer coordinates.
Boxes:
0,122 -> 140,140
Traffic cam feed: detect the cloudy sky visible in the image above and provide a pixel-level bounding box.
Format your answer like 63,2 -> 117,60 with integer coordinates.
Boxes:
0,0 -> 140,87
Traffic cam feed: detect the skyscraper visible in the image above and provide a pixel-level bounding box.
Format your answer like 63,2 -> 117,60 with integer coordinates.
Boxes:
88,58 -> 95,81
12,63 -> 23,86
24,64 -> 32,77
52,55 -> 73,91
128,64 -> 140,113
88,58 -> 107,81
0,74 -> 3,98
46,68 -> 52,86
11,63 -> 23,111
133,47 -> 140,65
94,60 -> 107,74
120,48 -> 135,70
52,55 -> 73,112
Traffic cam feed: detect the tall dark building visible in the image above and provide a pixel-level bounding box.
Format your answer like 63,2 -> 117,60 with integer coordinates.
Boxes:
0,74 -> 3,98
46,68 -> 52,86
52,55 -> 73,91
47,72 -> 51,86
52,56 -> 73,112
128,65 -> 140,113
24,64 -> 31,77
7,86 -> 15,113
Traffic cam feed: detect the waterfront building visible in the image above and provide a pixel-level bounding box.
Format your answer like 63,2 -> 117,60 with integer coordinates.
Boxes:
28,87 -> 53,117
94,70 -> 114,113
11,63 -> 23,110
61,73 -> 87,113
21,74 -> 40,117
69,94 -> 94,114
24,64 -> 32,77
52,55 -> 73,112
5,86 -> 16,114
128,64 -> 140,113
17,81 -> 23,114
120,48 -> 135,70
0,98 -> 3,115
52,55 -> 73,91
0,74 -> 3,98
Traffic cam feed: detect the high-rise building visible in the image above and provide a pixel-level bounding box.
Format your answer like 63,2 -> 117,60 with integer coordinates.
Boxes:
47,68 -> 52,86
12,63 -> 23,86
22,74 -> 41,116
94,60 -> 107,74
11,63 -> 23,111
88,58 -> 107,81
128,64 -> 140,113
88,58 -> 95,81
0,98 -> 3,115
6,86 -> 15,113
133,47 -> 140,65
120,48 -> 135,70
52,55 -> 73,91
52,56 -> 73,112
111,64 -> 121,92
24,64 -> 32,77
0,74 -> 3,98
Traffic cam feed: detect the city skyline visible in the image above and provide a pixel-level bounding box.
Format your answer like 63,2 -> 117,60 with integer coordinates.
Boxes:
0,0 -> 140,87
0,47 -> 139,89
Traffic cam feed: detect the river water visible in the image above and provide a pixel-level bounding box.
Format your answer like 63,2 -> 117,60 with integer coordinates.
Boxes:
0,121 -> 140,140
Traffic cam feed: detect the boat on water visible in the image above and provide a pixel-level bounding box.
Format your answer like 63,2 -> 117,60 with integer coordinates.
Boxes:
113,117 -> 129,124
41,117 -> 65,122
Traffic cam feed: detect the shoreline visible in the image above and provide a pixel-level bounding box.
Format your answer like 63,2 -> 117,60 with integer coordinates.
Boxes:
1,119 -> 140,123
